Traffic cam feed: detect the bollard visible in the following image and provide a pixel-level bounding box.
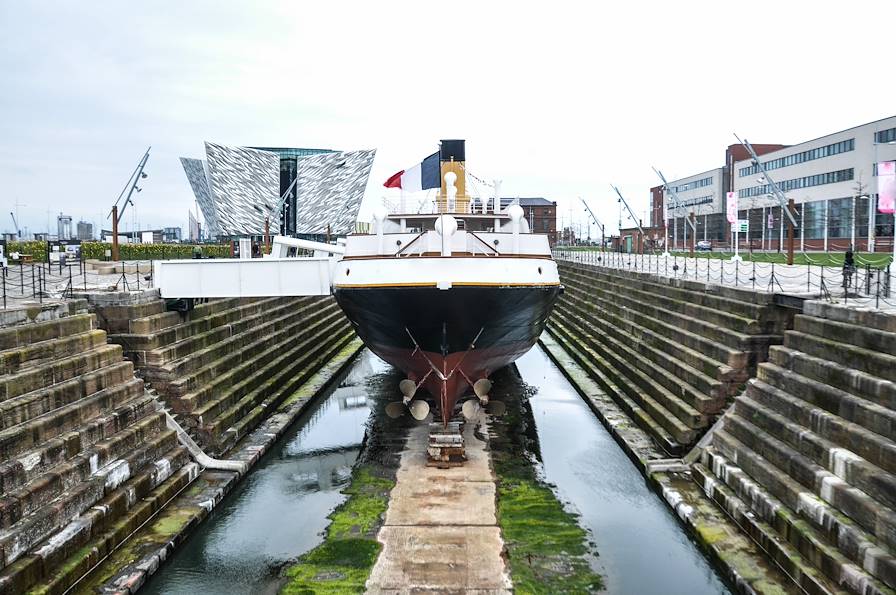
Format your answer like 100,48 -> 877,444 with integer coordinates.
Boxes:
887,265 -> 892,298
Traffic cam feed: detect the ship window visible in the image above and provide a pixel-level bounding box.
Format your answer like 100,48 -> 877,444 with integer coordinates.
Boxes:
345,268 -> 350,276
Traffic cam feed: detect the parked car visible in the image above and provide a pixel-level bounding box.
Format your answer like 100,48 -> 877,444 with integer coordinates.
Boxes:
696,240 -> 712,252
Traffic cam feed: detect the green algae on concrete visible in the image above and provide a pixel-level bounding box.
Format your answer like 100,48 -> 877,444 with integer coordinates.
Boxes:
281,465 -> 394,594
490,368 -> 604,594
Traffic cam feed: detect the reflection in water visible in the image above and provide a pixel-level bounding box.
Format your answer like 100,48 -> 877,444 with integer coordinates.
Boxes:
142,350 -> 389,595
516,347 -> 730,595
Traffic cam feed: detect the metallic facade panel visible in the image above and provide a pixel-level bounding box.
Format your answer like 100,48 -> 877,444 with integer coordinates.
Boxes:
204,142 -> 279,236
179,157 -> 221,237
294,149 -> 376,235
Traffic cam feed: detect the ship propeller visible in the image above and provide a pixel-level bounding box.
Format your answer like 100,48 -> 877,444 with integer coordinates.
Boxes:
473,379 -> 492,400
462,398 -> 482,420
464,378 -> 506,419
384,399 -> 431,421
385,380 -> 430,421
399,379 -> 417,399
408,400 -> 430,420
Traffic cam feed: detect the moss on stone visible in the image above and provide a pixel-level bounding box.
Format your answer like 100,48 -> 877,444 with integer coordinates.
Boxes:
280,465 -> 394,594
696,523 -> 728,546
490,376 -> 604,593
150,505 -> 202,536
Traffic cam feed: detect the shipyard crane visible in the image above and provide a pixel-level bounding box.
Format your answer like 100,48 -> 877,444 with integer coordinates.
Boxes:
107,147 -> 150,260
9,212 -> 20,238
733,133 -> 799,265
579,197 -> 606,248
612,185 -> 653,253
652,167 -> 697,256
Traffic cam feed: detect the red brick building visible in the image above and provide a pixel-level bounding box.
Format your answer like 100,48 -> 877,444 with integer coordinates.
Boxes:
500,197 -> 558,245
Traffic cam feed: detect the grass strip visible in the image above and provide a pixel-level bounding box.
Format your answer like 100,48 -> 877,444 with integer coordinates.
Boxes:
280,466 -> 394,594
490,379 -> 604,594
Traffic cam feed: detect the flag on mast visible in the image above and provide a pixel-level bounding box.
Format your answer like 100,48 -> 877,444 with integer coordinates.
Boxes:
384,152 -> 440,192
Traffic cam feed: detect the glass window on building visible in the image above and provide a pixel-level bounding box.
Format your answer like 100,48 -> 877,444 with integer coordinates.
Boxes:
874,209 -> 894,240
745,208 -> 764,242
854,198 -> 869,239
803,200 -> 826,240
827,197 -> 852,239
704,213 -> 726,242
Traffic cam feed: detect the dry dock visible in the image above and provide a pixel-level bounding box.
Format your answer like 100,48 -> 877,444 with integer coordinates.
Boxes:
366,419 -> 512,593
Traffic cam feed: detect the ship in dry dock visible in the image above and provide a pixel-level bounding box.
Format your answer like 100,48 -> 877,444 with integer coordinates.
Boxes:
332,140 -> 561,425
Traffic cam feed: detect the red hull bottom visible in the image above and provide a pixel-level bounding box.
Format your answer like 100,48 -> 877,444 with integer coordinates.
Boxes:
371,340 -> 533,425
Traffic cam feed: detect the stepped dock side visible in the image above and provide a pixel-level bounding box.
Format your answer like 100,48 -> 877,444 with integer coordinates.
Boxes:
698,302 -> 896,595
548,260 -> 790,455
90,294 -> 357,456
0,290 -> 361,593
0,305 -> 194,595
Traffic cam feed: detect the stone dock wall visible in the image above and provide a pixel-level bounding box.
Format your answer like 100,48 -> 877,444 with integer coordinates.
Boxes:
0,292 -> 357,594
551,259 -> 896,595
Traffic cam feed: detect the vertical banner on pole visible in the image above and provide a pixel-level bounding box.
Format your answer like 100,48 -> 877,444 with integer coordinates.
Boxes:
727,191 -> 740,261
878,161 -> 896,214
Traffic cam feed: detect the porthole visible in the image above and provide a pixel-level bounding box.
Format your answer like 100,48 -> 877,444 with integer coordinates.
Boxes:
396,240 -> 402,246
493,239 -> 500,246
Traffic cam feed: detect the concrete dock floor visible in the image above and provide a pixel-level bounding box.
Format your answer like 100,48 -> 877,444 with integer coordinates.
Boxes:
366,416 -> 512,594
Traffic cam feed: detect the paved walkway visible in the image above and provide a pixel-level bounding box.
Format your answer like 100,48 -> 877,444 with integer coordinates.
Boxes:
366,418 -> 511,594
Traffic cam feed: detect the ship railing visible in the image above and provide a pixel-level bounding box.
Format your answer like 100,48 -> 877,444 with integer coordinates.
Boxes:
380,196 -> 502,216
467,232 -> 499,256
395,232 -> 427,257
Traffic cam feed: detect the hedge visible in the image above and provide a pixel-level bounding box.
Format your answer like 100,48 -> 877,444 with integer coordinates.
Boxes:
5,241 -> 231,262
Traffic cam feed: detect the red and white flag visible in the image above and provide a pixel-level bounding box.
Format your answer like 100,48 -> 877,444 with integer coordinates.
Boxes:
384,152 -> 440,192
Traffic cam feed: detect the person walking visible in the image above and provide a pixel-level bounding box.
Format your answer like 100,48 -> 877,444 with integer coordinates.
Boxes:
842,245 -> 856,290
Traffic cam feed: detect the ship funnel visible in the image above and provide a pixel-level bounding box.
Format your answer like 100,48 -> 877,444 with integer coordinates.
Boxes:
438,139 -> 468,213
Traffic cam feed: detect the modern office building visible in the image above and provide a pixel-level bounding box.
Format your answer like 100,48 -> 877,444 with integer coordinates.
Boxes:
162,227 -> 182,243
180,142 -> 375,240
57,214 -> 72,241
250,147 -> 334,236
661,116 -> 896,252
731,117 -> 896,252
76,221 -> 93,240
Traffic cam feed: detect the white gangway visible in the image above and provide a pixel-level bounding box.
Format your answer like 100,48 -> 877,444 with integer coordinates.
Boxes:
152,237 -> 342,298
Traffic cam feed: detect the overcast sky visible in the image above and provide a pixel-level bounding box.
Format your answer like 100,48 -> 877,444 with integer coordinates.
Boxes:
2,1 -> 894,238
